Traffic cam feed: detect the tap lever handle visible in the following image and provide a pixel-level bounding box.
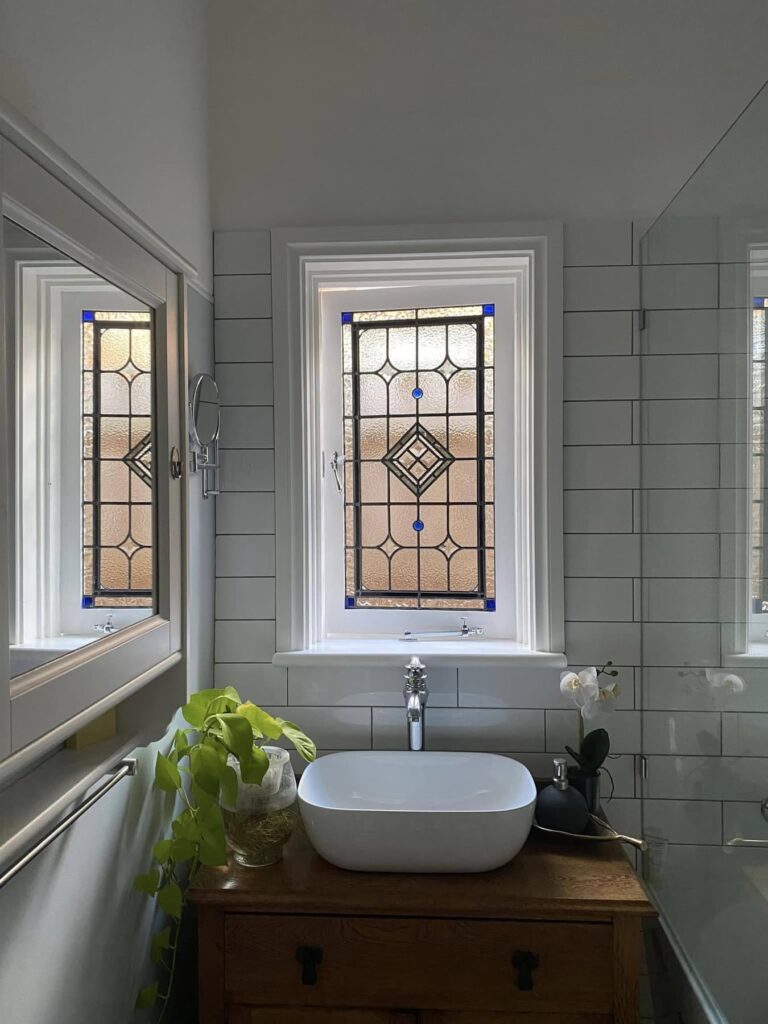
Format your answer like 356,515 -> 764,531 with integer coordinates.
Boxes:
296,945 -> 323,985
511,950 -> 539,991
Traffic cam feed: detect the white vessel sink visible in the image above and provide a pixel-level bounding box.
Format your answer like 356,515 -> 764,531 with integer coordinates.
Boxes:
298,750 -> 536,873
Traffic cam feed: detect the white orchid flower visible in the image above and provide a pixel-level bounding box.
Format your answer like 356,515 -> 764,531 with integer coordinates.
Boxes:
560,666 -> 620,720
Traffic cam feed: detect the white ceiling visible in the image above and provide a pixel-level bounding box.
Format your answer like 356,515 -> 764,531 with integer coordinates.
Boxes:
208,0 -> 768,229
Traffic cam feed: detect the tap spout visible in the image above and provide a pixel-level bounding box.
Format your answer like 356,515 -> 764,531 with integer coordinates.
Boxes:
403,657 -> 428,751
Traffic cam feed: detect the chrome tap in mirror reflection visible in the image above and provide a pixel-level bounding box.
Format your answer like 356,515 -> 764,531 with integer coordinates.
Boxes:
4,218 -> 157,678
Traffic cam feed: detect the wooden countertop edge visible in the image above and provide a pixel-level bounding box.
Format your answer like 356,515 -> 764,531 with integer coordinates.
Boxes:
187,888 -> 655,919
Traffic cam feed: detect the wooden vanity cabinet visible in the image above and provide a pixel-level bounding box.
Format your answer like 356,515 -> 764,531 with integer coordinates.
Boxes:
190,833 -> 654,1024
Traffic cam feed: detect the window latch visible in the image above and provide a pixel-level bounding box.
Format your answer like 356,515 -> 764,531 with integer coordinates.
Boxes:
328,450 -> 344,492
400,617 -> 485,642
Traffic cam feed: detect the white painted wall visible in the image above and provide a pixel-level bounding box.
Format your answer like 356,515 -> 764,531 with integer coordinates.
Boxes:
0,0 -> 212,290
209,0 -> 768,231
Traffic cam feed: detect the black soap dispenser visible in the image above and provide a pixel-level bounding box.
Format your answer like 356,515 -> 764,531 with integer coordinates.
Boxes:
536,757 -> 590,835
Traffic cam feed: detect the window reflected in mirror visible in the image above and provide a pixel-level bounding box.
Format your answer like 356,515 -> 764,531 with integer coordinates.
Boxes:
4,219 -> 157,677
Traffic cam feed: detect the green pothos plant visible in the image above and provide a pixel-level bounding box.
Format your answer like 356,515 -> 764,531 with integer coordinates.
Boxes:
133,686 -> 316,1019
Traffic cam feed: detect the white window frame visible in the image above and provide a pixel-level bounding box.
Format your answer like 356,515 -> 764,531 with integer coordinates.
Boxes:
271,224 -> 564,666
0,132 -> 186,767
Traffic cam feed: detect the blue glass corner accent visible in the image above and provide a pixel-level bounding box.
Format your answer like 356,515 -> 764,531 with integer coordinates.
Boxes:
483,303 -> 495,315
754,297 -> 768,308
81,595 -> 94,608
485,599 -> 496,611
412,386 -> 423,400
82,310 -> 95,322
412,519 -> 424,532
345,596 -> 355,609
341,311 -> 353,323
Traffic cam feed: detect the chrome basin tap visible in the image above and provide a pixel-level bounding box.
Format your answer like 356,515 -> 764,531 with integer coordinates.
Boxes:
403,656 -> 429,751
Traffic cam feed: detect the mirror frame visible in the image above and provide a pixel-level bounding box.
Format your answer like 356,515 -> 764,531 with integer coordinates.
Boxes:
0,137 -> 186,766
189,371 -> 221,449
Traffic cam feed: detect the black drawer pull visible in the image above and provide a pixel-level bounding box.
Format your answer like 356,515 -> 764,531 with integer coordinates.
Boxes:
512,950 -> 539,991
295,945 -> 323,985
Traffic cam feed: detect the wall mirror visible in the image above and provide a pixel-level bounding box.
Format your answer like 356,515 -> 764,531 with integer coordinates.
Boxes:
189,372 -> 220,499
4,218 -> 157,677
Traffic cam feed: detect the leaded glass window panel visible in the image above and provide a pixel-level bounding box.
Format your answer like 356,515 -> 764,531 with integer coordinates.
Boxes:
343,305 -> 495,610
82,310 -> 154,608
752,298 -> 768,614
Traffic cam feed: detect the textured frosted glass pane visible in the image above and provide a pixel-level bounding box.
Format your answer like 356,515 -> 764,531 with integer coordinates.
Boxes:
448,461 -> 477,503
100,328 -> 130,371
131,417 -> 151,446
133,506 -> 153,546
390,548 -> 417,590
131,475 -> 152,503
448,415 -> 476,457
447,323 -> 477,368
345,506 -> 355,545
388,326 -> 416,370
346,550 -> 355,593
100,418 -> 130,458
420,549 -> 448,591
419,473 -> 447,504
361,549 -> 389,590
484,317 -> 494,366
449,504 -> 478,548
486,550 -> 496,598
83,460 -> 93,502
358,328 -> 387,372
388,417 -> 412,450
96,311 -> 151,322
361,461 -> 388,503
421,597 -> 484,609
416,324 -> 446,369
83,372 -> 94,415
485,505 -> 495,546
100,462 -> 129,502
100,548 -> 129,588
100,505 -> 129,546
450,549 -> 479,591
388,476 -> 417,504
485,415 -> 494,457
82,549 -> 93,595
131,329 -> 152,370
101,373 -> 129,415
418,305 -> 482,319
131,547 -> 153,589
342,323 -> 353,372
418,416 -> 447,446
344,461 -> 354,495
360,418 -> 388,459
83,504 -> 93,545
361,505 -> 389,546
389,372 -> 417,415
414,371 -> 446,414
448,369 -> 476,413
485,368 -> 494,412
82,323 -> 94,369
357,595 -> 419,608
390,505 -> 418,547
83,416 -> 94,458
359,373 -> 388,416
485,460 -> 495,501
354,309 -> 415,322
131,373 -> 152,415
343,374 -> 353,416
418,505 -> 447,546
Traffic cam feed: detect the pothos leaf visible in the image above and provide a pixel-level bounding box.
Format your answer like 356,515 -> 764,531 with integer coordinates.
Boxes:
154,752 -> 181,792
220,764 -> 238,807
278,719 -> 317,762
157,881 -> 183,919
153,838 -> 173,863
239,745 -> 269,784
133,869 -> 160,896
135,981 -> 158,1009
150,926 -> 172,965
237,702 -> 283,740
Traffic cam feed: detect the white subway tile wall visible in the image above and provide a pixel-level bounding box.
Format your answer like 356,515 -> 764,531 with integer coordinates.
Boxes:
211,221 -> 765,850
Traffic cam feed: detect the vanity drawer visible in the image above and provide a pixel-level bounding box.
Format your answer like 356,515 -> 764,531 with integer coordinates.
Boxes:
224,914 -> 613,1014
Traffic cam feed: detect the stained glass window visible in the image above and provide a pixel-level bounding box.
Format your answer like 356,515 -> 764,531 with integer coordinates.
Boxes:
752,298 -> 767,613
343,305 -> 495,610
81,311 -> 154,608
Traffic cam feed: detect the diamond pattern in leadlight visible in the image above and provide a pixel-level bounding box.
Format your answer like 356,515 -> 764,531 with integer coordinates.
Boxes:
382,422 -> 454,497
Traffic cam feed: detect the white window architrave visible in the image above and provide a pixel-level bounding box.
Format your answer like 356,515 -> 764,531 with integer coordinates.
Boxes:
271,224 -> 564,666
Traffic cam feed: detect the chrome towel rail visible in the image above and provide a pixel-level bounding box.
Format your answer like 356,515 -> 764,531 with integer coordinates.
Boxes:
0,757 -> 137,891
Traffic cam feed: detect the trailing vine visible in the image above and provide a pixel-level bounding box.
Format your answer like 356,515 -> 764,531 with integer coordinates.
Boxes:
133,686 -> 315,1018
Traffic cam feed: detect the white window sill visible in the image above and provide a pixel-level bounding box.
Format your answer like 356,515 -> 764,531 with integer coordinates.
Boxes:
273,639 -> 567,668
723,646 -> 768,668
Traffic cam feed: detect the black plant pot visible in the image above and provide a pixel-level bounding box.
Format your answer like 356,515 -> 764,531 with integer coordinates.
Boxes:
568,769 -> 600,815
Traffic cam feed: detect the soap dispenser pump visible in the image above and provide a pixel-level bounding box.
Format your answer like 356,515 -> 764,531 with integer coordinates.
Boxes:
535,757 -> 590,835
